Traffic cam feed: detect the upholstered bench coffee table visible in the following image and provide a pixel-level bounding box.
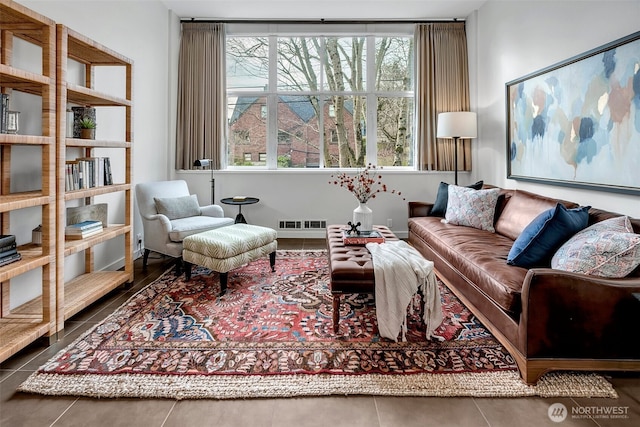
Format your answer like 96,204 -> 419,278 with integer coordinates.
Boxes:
326,224 -> 398,333
183,223 -> 277,294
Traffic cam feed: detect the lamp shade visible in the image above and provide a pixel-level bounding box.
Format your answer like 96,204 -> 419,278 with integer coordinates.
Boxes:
193,159 -> 211,167
437,112 -> 477,139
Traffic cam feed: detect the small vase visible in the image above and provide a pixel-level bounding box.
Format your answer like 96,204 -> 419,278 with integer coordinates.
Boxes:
353,202 -> 373,232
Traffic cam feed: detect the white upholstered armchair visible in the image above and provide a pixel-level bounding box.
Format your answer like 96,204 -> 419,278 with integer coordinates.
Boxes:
135,180 -> 234,272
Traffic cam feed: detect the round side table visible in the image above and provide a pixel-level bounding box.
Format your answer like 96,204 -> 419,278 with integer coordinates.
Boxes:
220,197 -> 260,223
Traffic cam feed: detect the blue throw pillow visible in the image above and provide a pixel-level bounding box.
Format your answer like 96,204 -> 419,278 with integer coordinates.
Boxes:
507,203 -> 591,268
429,180 -> 483,217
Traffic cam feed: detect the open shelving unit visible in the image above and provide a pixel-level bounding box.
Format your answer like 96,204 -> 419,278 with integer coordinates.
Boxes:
0,0 -> 57,362
55,24 -> 133,333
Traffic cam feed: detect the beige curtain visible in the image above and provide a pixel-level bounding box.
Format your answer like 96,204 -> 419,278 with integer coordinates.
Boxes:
415,23 -> 471,172
176,23 -> 226,170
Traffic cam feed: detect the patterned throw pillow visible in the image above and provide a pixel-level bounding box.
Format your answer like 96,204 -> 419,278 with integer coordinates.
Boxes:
551,216 -> 640,278
429,180 -> 484,217
444,186 -> 501,232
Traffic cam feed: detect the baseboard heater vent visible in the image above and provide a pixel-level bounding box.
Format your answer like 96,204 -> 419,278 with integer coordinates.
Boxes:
278,220 -> 327,230
304,220 -> 326,229
279,220 -> 302,229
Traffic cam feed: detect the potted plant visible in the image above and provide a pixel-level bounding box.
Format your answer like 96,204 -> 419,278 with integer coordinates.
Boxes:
79,117 -> 96,139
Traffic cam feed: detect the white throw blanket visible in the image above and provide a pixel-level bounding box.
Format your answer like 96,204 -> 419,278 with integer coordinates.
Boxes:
366,240 -> 443,342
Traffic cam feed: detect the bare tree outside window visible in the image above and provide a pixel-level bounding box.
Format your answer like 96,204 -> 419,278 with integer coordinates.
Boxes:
226,33 -> 413,169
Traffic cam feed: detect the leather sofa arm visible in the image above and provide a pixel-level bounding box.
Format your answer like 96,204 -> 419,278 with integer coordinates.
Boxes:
520,268 -> 640,359
408,201 -> 433,218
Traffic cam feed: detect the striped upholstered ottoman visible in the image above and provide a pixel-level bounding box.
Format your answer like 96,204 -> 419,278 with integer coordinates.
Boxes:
182,223 -> 277,294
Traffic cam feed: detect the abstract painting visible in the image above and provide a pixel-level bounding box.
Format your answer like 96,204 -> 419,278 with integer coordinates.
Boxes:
506,31 -> 640,194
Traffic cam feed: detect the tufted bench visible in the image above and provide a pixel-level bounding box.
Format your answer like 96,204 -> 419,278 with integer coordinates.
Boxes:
326,224 -> 398,332
183,223 -> 277,294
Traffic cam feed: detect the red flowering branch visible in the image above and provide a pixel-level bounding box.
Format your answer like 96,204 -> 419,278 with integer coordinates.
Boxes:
329,163 -> 405,203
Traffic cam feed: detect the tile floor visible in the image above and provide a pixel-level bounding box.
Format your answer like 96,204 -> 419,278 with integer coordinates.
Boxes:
1,238 -> 638,427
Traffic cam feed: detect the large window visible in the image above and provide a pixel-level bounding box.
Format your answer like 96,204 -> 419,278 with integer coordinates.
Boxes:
226,26 -> 414,169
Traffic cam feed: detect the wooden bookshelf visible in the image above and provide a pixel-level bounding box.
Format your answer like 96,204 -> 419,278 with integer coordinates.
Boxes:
55,24 -> 134,334
0,0 -> 135,363
0,0 -> 57,363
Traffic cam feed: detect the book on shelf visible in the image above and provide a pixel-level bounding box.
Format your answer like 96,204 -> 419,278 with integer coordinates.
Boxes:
0,247 -> 19,259
0,252 -> 22,267
104,157 -> 113,185
76,157 -> 97,189
0,234 -> 16,247
0,94 -> 9,134
65,220 -> 103,233
65,227 -> 103,240
0,242 -> 17,254
64,157 -> 112,191
342,230 -> 386,246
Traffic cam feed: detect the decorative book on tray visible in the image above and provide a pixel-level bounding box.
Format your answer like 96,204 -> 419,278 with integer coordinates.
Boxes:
342,230 -> 385,246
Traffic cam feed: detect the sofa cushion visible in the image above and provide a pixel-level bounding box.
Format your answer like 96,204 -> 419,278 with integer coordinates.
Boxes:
507,204 -> 590,268
429,180 -> 483,217
409,216 -> 527,315
495,190 -> 578,240
444,186 -> 500,232
154,195 -> 201,220
551,216 -> 640,278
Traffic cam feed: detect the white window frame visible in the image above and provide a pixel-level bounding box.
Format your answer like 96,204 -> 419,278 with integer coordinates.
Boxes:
226,23 -> 415,170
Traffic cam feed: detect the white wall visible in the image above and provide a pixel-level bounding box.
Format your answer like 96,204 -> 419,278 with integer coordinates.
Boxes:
474,0 -> 640,218
176,169 -> 459,238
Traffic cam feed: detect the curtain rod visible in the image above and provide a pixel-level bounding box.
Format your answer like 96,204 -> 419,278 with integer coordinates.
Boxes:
180,18 -> 463,24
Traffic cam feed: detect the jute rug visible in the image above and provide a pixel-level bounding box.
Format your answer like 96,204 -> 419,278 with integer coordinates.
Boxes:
19,250 -> 616,399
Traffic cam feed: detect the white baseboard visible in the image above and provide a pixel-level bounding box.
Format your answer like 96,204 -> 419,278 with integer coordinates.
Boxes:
104,256 -> 125,272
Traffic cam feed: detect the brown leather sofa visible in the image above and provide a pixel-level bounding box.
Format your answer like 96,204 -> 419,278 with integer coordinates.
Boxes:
408,186 -> 640,384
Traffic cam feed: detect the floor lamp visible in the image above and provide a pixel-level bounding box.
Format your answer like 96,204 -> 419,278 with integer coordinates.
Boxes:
193,159 -> 215,205
436,112 -> 477,185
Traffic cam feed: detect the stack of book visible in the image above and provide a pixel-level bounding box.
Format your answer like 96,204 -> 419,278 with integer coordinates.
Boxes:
65,220 -> 103,240
0,235 -> 21,267
65,157 -> 112,191
342,229 -> 386,246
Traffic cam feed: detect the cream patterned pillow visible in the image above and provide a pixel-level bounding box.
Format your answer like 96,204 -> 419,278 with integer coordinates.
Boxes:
444,186 -> 501,232
551,216 -> 640,278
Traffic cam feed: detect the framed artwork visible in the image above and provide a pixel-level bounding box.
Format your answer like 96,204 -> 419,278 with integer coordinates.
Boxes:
506,31 -> 640,194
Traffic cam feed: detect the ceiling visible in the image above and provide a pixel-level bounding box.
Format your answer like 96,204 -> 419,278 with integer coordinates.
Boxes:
160,0 -> 489,20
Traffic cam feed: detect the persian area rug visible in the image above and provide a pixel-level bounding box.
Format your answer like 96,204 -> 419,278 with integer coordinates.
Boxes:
19,250 -> 616,399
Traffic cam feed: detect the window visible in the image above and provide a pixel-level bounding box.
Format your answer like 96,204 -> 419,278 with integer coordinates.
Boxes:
226,25 -> 414,169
